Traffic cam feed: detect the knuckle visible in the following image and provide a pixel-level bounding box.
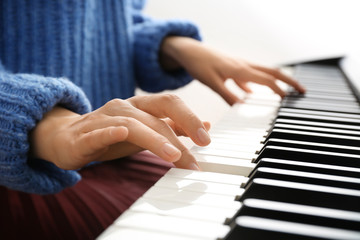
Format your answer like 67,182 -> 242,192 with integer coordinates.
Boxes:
105,98 -> 128,109
103,98 -> 134,116
157,119 -> 172,133
267,76 -> 277,83
185,112 -> 199,124
120,116 -> 139,127
160,93 -> 182,104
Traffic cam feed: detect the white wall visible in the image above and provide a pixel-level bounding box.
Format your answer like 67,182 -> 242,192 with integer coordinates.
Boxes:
145,0 -> 360,65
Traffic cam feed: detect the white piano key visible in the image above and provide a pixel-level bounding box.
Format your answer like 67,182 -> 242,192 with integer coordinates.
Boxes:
143,186 -> 241,209
207,139 -> 264,148
212,126 -> 271,134
217,118 -> 274,126
210,131 -> 267,140
210,128 -> 267,136
212,121 -> 270,129
219,115 -> 275,123
245,91 -> 282,100
194,154 -> 255,176
215,121 -> 272,129
229,103 -> 279,117
194,148 -> 257,160
113,211 -> 230,239
244,98 -> 281,107
206,136 -> 266,145
129,197 -> 239,223
97,225 -> 211,240
192,141 -> 263,152
214,119 -> 272,125
164,168 -> 248,185
154,176 -> 245,196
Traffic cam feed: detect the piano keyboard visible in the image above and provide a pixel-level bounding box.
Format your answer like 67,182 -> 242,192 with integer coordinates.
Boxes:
98,61 -> 360,240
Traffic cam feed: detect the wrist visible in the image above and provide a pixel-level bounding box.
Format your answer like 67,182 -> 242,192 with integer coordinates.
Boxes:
29,106 -> 79,163
159,36 -> 200,71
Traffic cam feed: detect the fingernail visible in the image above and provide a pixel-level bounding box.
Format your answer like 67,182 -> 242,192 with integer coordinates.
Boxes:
162,143 -> 181,160
197,128 -> 211,145
189,162 -> 200,171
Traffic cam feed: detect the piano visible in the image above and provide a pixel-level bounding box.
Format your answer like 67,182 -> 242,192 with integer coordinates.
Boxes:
97,56 -> 360,240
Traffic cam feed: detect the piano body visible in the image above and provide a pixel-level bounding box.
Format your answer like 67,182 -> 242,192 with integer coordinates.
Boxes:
98,56 -> 360,240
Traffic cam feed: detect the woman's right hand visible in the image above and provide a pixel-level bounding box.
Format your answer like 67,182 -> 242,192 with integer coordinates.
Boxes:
30,94 -> 211,171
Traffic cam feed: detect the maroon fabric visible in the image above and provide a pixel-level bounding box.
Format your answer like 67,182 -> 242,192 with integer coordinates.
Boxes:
0,152 -> 173,239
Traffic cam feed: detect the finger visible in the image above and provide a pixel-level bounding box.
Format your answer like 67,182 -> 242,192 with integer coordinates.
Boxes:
128,94 -> 212,146
214,82 -> 243,105
164,119 -> 211,137
124,117 -> 200,170
173,149 -> 201,171
237,69 -> 287,98
250,64 -> 306,93
119,117 -> 183,163
78,126 -> 129,157
237,82 -> 252,93
99,142 -> 143,161
128,113 -> 201,170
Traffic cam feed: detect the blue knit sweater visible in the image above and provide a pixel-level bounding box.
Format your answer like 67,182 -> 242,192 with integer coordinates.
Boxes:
0,0 -> 201,194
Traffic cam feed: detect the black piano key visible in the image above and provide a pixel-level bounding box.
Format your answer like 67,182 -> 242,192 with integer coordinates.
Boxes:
281,101 -> 360,114
297,73 -> 344,79
287,92 -> 356,101
246,167 -> 360,190
238,178 -> 360,212
296,72 -> 345,80
224,216 -> 360,240
290,88 -> 351,96
272,123 -> 360,137
265,129 -> 360,147
296,64 -> 342,73
279,108 -> 360,119
255,146 -> 360,168
263,138 -> 360,155
230,199 -> 360,231
274,119 -> 360,131
291,83 -> 350,91
282,97 -> 358,106
256,158 -> 360,179
297,73 -> 346,79
277,111 -> 360,125
285,94 -> 356,104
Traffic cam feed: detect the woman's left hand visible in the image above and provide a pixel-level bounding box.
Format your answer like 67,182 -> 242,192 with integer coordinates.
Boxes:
160,36 -> 306,105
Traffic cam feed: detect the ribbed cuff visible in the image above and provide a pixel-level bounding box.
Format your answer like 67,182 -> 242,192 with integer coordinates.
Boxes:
0,72 -> 91,194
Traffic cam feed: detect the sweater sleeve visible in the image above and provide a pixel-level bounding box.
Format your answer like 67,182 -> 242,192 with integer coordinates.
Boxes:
0,65 -> 92,194
131,1 -> 202,92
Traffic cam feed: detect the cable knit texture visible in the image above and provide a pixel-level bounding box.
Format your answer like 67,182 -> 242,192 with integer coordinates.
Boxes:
0,0 -> 200,194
